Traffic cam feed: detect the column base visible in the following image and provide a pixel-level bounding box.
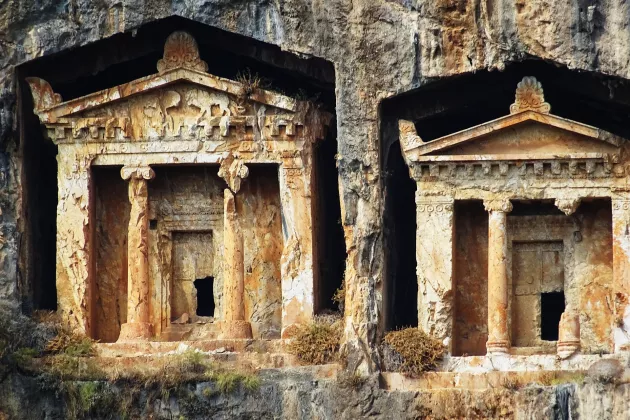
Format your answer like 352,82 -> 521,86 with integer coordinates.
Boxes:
118,322 -> 154,342
557,340 -> 580,359
221,320 -> 253,339
486,340 -> 509,354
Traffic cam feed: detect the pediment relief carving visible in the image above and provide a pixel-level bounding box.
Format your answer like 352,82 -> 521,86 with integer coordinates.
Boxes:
399,77 -> 627,165
26,31 -> 330,146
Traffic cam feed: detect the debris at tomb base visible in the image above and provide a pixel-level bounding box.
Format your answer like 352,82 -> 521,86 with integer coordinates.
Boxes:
287,317 -> 342,365
382,328 -> 445,376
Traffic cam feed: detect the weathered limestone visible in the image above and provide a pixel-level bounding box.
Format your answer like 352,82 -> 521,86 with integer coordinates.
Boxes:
219,156 -> 252,339
54,151 -> 94,335
26,31 -> 330,342
557,308 -> 580,359
118,166 -> 155,341
220,188 -> 252,339
484,199 -> 512,354
612,196 -> 630,351
400,77 -> 629,359
415,195 -> 454,349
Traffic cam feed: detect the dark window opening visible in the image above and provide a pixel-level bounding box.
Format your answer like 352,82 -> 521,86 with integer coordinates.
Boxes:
541,292 -> 565,341
194,277 -> 215,317
149,219 -> 158,230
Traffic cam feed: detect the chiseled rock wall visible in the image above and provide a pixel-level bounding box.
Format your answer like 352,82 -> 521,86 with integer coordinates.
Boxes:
3,0 -> 630,413
3,370 -> 630,420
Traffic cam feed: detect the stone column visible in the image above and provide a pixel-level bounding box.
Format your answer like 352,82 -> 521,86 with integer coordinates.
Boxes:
484,199 -> 513,354
612,197 -> 630,351
218,155 -> 253,339
415,194 -> 455,349
118,166 -> 155,341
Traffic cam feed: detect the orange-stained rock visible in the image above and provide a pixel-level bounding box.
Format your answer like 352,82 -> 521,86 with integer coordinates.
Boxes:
26,31 -> 330,343
400,77 -> 630,359
118,166 -> 155,342
558,308 -> 580,359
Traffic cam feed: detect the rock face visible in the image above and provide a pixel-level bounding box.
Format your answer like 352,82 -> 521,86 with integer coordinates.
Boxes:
4,0 -> 630,417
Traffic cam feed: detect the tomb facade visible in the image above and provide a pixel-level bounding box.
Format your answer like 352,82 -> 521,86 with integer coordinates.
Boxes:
400,77 -> 630,359
27,31 -> 330,342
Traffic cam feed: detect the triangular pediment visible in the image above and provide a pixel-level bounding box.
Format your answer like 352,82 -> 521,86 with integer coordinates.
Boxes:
399,77 -> 626,163
27,67 -> 297,123
26,32 -> 332,144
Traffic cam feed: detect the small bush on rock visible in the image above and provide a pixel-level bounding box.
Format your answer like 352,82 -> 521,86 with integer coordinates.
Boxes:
288,321 -> 342,365
382,328 -> 445,376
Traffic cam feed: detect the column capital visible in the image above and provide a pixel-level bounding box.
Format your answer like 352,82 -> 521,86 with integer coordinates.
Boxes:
555,197 -> 581,216
219,153 -> 249,193
121,165 -> 155,181
483,199 -> 513,213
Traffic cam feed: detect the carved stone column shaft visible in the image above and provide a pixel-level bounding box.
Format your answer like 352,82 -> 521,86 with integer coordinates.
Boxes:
219,156 -> 252,339
484,199 -> 512,354
118,166 -> 155,341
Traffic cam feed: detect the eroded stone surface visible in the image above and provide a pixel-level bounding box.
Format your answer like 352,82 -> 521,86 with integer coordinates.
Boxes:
5,0 -> 630,379
401,77 -> 629,359
25,31 -> 330,342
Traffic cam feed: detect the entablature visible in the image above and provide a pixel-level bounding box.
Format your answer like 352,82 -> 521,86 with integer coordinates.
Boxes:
400,76 -> 629,185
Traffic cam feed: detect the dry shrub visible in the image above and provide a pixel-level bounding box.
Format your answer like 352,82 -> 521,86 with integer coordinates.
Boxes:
383,328 -> 445,376
288,321 -> 342,365
332,280 -> 345,313
500,376 -> 522,391
46,328 -> 96,357
235,68 -> 269,100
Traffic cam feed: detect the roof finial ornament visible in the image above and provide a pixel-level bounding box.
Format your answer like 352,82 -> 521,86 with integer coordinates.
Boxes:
157,31 -> 208,74
510,76 -> 551,115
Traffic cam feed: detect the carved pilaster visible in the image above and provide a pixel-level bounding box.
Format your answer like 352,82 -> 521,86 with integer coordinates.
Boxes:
278,163 -> 315,338
484,198 -> 512,354
612,197 -> 630,351
415,194 -> 455,350
118,166 -> 155,341
55,149 -> 94,336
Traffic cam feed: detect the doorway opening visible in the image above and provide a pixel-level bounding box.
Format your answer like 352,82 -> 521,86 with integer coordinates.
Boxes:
381,140 -> 418,332
194,277 -> 215,317
541,292 -> 565,341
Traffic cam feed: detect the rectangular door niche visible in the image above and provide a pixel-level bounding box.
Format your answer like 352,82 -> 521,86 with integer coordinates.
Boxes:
512,241 -> 564,348
171,232 -> 214,321
148,166 -> 225,336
